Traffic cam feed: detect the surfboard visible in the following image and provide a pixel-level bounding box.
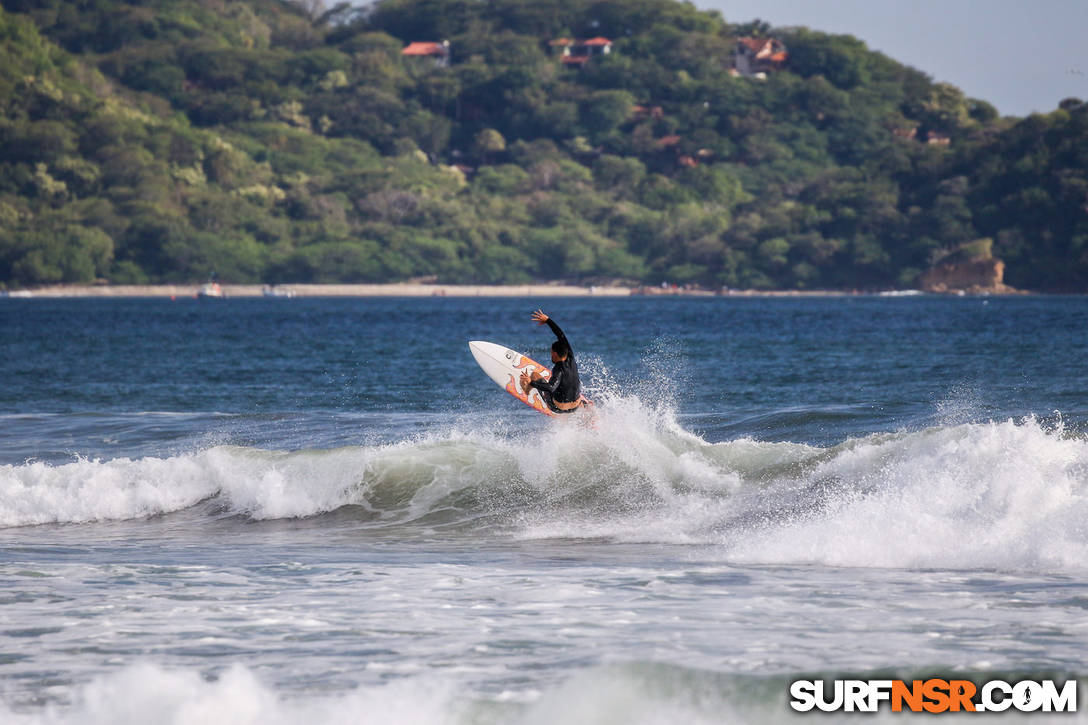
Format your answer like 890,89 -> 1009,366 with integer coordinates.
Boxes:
468,340 -> 557,417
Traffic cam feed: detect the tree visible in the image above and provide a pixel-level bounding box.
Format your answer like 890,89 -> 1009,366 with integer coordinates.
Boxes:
472,127 -> 506,162
580,89 -> 636,139
782,29 -> 871,89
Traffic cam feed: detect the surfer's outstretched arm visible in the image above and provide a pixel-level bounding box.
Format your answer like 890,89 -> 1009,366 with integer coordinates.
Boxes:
531,309 -> 571,353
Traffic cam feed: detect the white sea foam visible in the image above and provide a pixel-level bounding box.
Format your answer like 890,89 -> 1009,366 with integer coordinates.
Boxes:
3,662 -> 1080,725
0,454 -> 219,526
728,416 -> 1088,572
0,661 -> 749,725
0,663 -> 459,725
0,661 -> 793,725
516,409 -> 1088,574
4,400 -> 1087,573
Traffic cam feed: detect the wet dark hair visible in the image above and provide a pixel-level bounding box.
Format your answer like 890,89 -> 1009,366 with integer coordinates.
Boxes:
551,340 -> 570,359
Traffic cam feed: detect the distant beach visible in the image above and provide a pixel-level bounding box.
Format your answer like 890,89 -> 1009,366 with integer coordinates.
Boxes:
3,283 -> 629,298
3,283 -> 873,298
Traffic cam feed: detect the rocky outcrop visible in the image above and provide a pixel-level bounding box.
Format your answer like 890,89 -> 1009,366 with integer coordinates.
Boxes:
918,257 -> 1017,294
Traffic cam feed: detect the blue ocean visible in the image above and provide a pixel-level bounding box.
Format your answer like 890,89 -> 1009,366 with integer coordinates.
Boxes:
1,295 -> 1087,723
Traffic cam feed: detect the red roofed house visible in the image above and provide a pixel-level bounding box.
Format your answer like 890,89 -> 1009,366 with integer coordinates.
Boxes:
550,37 -> 612,68
402,40 -> 450,68
733,37 -> 787,77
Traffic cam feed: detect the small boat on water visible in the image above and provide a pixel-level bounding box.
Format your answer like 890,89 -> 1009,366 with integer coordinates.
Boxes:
197,282 -> 224,299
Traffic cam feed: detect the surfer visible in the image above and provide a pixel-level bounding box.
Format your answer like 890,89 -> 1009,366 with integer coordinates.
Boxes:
520,309 -> 586,414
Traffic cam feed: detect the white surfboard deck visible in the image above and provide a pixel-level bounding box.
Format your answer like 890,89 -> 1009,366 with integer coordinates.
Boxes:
468,340 -> 557,417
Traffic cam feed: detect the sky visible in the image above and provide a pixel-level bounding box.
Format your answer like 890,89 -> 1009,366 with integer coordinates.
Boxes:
703,0 -> 1088,117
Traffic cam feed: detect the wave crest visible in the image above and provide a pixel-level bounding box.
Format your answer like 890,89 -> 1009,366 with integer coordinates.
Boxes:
4,403 -> 1087,573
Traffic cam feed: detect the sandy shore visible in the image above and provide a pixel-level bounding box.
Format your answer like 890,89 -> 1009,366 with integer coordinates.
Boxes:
0,283 -> 882,298
4,283 -> 635,298
5,283 -> 1025,298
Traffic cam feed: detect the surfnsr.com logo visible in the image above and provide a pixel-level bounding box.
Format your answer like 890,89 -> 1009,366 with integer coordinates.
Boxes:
789,679 -> 1078,713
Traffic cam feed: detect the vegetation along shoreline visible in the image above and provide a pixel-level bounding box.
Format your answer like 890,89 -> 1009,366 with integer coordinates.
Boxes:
1,0 -> 1084,292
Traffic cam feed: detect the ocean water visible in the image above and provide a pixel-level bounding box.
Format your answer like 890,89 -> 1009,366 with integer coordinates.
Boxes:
1,295 -> 1087,723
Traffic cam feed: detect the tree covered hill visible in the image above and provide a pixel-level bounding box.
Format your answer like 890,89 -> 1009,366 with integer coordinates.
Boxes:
1,0 -> 1086,290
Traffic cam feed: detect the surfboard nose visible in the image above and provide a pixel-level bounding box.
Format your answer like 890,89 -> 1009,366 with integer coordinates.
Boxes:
469,340 -> 556,417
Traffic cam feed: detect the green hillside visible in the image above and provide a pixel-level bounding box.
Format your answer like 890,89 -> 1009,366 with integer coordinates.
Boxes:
1,0 -> 1086,290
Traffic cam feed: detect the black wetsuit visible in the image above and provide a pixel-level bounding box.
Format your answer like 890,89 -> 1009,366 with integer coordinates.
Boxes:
530,318 -> 582,414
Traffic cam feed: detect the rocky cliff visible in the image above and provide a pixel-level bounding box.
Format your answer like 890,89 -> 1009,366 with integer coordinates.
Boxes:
918,257 -> 1018,294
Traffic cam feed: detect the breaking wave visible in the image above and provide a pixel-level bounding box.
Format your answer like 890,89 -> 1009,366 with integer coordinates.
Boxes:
3,397 -> 1087,573
3,661 -> 1082,725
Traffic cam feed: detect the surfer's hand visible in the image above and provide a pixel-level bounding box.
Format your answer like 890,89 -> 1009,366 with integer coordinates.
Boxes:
530,370 -> 543,381
520,371 -> 531,388
531,309 -> 549,325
